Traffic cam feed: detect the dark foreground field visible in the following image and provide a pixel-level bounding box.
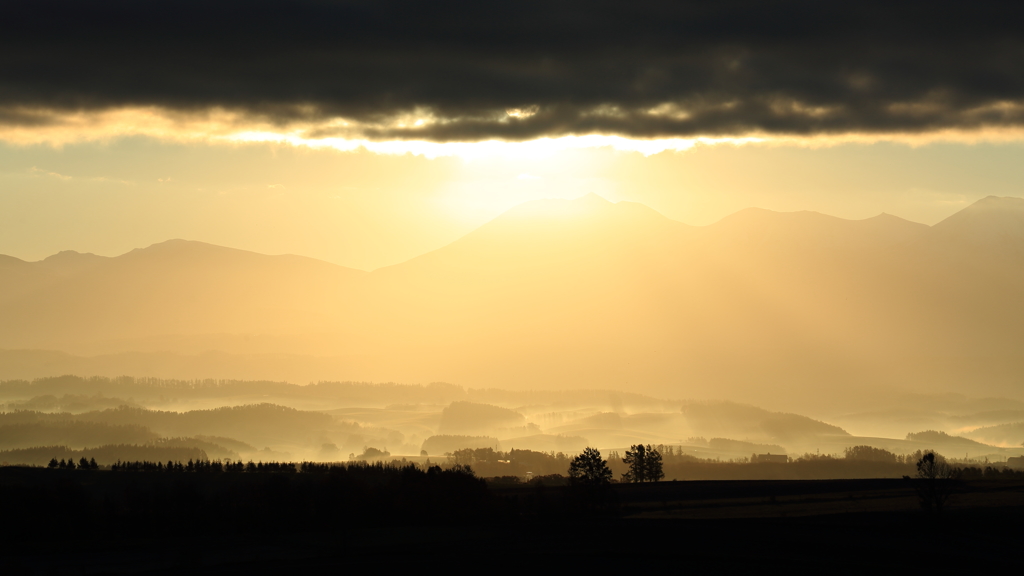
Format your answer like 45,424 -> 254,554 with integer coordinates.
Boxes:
2,467 -> 1022,573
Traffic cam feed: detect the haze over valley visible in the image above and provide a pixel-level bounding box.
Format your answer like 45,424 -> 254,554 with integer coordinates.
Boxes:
3,195 -> 1024,468
4,193 -> 1023,403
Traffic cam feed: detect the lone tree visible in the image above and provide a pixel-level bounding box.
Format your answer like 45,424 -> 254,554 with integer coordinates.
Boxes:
622,444 -> 665,483
567,447 -> 618,515
909,451 -> 960,515
568,447 -> 613,486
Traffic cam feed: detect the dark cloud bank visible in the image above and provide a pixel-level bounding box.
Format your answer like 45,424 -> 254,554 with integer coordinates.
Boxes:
3,0 -> 1024,140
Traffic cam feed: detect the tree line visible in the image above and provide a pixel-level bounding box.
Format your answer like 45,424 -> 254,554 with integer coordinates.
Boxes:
5,460 -> 502,543
47,457 -> 98,470
107,459 -> 300,473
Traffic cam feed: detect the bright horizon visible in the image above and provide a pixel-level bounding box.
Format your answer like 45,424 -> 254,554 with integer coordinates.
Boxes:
4,190 -> 1009,271
5,137 -> 1024,271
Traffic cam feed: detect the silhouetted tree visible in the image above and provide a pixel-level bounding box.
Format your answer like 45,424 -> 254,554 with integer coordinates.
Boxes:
568,447 -> 612,486
908,452 -> 961,515
47,458 -> 58,469
567,448 -> 617,516
645,445 -> 664,481
622,444 -> 664,483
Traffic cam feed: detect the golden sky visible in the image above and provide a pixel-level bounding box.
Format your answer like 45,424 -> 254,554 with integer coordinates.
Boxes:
2,130 -> 1022,270
3,2 -> 1024,268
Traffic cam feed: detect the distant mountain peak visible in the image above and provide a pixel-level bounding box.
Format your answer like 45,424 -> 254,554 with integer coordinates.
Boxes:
935,195 -> 1024,221
931,195 -> 1024,247
41,249 -> 100,261
115,238 -> 362,273
35,249 -> 108,273
134,238 -> 199,250
859,212 -> 928,229
972,195 -> 1024,208
710,206 -> 840,228
127,239 -> 242,257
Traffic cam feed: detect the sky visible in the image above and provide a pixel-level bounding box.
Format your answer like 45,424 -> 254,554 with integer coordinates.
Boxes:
2,1 -> 1024,270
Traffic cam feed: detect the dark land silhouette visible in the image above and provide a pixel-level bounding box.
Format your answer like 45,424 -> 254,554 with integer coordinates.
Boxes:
2,454 -> 1023,572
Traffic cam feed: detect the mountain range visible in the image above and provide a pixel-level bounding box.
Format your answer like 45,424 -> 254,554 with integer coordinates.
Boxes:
2,194 -> 1023,409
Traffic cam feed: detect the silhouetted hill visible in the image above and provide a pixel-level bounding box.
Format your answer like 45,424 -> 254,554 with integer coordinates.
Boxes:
0,240 -> 365,354
0,404 -> 336,447
703,207 -> 928,254
36,250 -> 109,275
438,401 -> 525,434
904,430 -> 995,453
963,421 -> 1024,447
0,252 -> 105,303
681,402 -> 849,443
0,420 -> 158,450
0,444 -> 207,466
929,195 -> 1024,252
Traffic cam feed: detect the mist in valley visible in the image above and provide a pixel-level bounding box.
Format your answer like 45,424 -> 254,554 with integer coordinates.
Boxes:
3,373 -> 1023,481
3,195 -> 1024,476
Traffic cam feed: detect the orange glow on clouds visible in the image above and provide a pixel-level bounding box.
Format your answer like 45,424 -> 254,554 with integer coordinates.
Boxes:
5,105 -> 1024,158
